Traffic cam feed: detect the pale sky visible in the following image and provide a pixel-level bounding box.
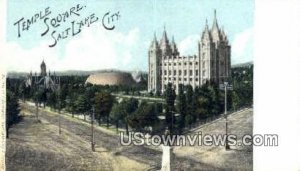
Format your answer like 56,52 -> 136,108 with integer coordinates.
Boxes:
4,0 -> 253,72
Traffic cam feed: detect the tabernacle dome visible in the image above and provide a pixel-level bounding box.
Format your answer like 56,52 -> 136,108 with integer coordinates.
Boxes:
85,71 -> 136,86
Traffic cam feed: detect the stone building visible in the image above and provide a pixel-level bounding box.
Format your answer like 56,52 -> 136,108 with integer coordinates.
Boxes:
25,60 -> 59,91
148,10 -> 231,94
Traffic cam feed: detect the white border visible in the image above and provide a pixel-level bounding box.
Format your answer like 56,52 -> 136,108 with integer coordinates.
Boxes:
1,0 -> 300,170
254,0 -> 300,170
0,0 -> 7,170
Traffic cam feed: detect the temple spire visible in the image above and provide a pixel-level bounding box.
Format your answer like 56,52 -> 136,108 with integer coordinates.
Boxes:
154,32 -> 157,40
171,35 -> 179,55
150,31 -> 158,49
212,9 -> 219,29
171,35 -> 176,47
214,9 -> 216,19
202,18 -> 211,41
162,25 -> 168,42
160,24 -> 170,48
160,24 -> 171,55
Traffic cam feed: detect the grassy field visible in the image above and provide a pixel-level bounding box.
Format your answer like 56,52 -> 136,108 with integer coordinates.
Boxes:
6,104 -> 149,171
6,102 -> 252,171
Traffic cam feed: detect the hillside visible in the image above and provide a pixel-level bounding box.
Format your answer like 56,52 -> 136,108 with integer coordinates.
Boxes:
6,102 -> 253,170
174,108 -> 253,170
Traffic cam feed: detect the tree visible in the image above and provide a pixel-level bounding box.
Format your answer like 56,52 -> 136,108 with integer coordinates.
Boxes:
40,89 -> 47,108
185,114 -> 193,129
47,91 -> 57,110
121,98 -> 139,135
18,83 -> 26,102
94,91 -> 114,128
110,102 -> 123,132
59,84 -> 68,109
65,93 -> 77,117
185,85 -> 195,125
6,91 -> 20,138
34,89 -> 45,107
196,95 -> 209,120
177,84 -> 186,133
149,91 -> 154,97
109,98 -> 139,135
75,94 -> 90,120
231,65 -> 253,108
207,85 -> 220,116
85,86 -> 96,107
231,91 -> 240,111
128,101 -> 158,132
154,102 -> 163,115
196,85 -> 210,120
164,83 -> 176,135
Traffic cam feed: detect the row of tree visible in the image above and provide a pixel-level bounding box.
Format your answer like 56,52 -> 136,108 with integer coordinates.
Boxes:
6,90 -> 21,138
164,64 -> 253,134
7,65 -> 252,136
111,99 -> 162,134
163,83 -> 224,134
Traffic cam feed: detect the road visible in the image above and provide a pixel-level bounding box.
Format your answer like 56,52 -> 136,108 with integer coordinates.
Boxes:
112,93 -> 165,103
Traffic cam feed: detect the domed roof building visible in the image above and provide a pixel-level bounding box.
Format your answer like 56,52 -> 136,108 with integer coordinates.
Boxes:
85,71 -> 136,86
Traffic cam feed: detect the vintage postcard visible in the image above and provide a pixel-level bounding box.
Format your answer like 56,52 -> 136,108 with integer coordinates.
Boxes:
1,0 -> 257,170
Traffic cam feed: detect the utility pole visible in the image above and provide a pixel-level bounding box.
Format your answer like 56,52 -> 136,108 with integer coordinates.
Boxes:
91,107 -> 95,152
35,99 -> 39,121
171,110 -> 174,136
35,84 -> 39,121
58,77 -> 61,135
219,81 -> 233,150
22,91 -> 25,103
58,108 -> 61,135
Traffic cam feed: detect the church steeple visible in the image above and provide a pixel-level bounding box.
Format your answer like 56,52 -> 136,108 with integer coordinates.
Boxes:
40,59 -> 47,77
